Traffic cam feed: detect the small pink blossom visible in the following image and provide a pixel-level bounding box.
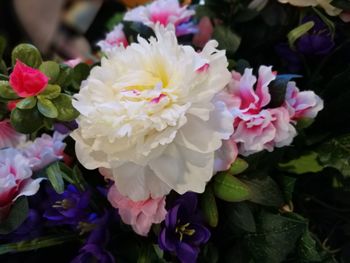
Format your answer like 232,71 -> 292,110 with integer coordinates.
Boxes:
64,58 -> 83,68
22,132 -> 66,171
97,24 -> 128,53
107,184 -> 167,236
193,16 -> 214,48
0,148 -> 43,221
124,0 -> 196,36
340,11 -> 350,22
214,137 -> 238,173
284,82 -> 324,121
9,60 -> 49,97
0,120 -> 26,149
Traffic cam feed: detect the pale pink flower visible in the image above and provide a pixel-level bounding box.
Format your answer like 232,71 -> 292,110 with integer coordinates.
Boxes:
284,82 -> 324,121
0,148 -> 43,220
97,24 -> 128,54
340,11 -> 350,22
124,0 -> 196,36
0,120 -> 26,149
220,66 -> 297,156
22,132 -> 66,171
64,58 -> 83,68
107,184 -> 167,236
214,137 -> 238,173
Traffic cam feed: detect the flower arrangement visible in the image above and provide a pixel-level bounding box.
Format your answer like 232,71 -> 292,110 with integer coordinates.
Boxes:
1,0 -> 350,262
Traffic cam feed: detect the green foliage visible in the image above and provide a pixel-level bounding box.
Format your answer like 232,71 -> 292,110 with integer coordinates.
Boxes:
11,44 -> 42,68
37,96 -> 58,118
287,21 -> 315,49
0,197 -> 29,235
39,61 -> 60,83
213,173 -> 251,202
39,84 -> 61,99
0,81 -> 19,100
227,202 -> 256,233
213,25 -> 241,55
46,162 -> 65,194
279,152 -> 324,174
10,107 -> 43,133
16,97 -> 37,110
52,94 -> 79,121
228,158 -> 249,175
201,185 -> 219,227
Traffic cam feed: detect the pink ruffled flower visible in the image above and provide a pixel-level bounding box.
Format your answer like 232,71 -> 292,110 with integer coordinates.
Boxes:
220,66 -> 297,156
214,137 -> 238,173
0,148 -> 43,221
9,60 -> 49,97
107,184 -> 167,236
22,132 -> 66,171
284,82 -> 324,121
0,120 -> 26,149
97,24 -> 128,54
124,0 -> 196,36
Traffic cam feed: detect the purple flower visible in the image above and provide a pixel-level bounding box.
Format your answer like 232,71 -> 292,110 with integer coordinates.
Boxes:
54,121 -> 78,134
158,193 -> 210,263
71,212 -> 115,263
44,185 -> 91,226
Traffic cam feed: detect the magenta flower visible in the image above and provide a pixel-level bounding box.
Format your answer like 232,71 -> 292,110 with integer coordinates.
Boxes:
0,119 -> 26,149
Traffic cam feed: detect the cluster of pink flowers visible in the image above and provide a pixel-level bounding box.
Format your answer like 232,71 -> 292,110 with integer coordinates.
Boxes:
215,65 -> 323,172
0,120 -> 66,220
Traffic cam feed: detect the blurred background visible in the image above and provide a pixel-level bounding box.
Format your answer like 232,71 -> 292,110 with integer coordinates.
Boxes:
0,0 -> 151,64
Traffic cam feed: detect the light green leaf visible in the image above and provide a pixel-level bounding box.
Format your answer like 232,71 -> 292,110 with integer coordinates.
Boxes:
213,173 -> 251,202
39,61 -> 60,83
0,81 -> 20,99
213,25 -> 241,54
46,162 -> 65,194
52,94 -> 79,121
11,44 -> 42,68
16,97 -> 37,109
279,152 -> 323,174
201,185 -> 219,227
229,158 -> 249,175
39,84 -> 61,99
37,96 -> 58,118
288,21 -> 315,49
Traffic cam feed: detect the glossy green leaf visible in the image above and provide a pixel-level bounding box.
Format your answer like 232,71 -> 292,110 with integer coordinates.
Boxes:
11,43 -> 42,68
213,25 -> 241,55
279,152 -> 323,175
52,94 -> 79,121
56,64 -> 73,87
229,158 -> 249,175
213,173 -> 251,202
39,84 -> 61,99
46,162 -> 65,194
227,202 -> 256,233
201,185 -> 219,227
16,97 -> 37,109
297,230 -> 321,261
39,61 -> 60,83
0,197 -> 29,235
10,107 -> 43,133
0,81 -> 20,99
37,97 -> 58,118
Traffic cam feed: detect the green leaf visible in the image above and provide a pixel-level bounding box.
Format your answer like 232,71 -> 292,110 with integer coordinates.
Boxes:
39,61 -> 60,83
39,84 -> 61,99
52,94 -> 79,121
317,134 -> 350,177
331,0 -> 350,10
10,107 -> 43,133
0,81 -> 20,99
46,162 -> 65,194
72,63 -> 90,90
287,21 -> 315,49
106,13 -> 125,31
198,243 -> 219,263
279,176 -> 297,202
56,64 -> 73,87
0,234 -> 77,255
297,230 -> 322,262
213,173 -> 251,202
279,152 -> 324,175
11,43 -> 42,68
37,96 -> 58,118
201,185 -> 219,227
229,158 -> 249,175
227,202 -> 256,233
243,211 -> 306,263
242,176 -> 284,207
16,97 -> 37,109
213,25 -> 241,55
0,197 -> 29,235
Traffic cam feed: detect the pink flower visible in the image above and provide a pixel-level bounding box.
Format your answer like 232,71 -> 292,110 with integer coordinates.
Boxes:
214,137 -> 238,173
9,60 -> 49,97
107,184 -> 167,236
97,24 -> 128,54
284,82 -> 324,121
124,0 -> 196,36
340,11 -> 350,22
0,148 -> 43,221
219,66 -> 297,156
193,16 -> 214,48
0,120 -> 26,149
22,132 -> 66,171
64,58 -> 83,68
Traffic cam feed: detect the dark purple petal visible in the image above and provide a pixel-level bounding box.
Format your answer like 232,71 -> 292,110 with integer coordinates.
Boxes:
176,242 -> 199,263
159,228 -> 177,252
165,204 -> 180,229
71,244 -> 115,263
188,223 -> 211,245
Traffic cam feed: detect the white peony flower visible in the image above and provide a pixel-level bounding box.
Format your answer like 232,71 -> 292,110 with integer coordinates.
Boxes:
71,25 -> 233,201
278,0 -> 342,16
